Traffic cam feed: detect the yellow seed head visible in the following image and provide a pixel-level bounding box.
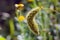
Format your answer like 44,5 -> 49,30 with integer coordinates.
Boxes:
26,0 -> 34,2
18,16 -> 25,21
15,4 -> 24,10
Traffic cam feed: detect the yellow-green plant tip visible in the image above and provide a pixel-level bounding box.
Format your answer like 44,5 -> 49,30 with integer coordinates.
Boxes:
0,36 -> 6,40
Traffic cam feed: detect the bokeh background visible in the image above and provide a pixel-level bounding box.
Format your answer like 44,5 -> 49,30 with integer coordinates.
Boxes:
0,0 -> 60,40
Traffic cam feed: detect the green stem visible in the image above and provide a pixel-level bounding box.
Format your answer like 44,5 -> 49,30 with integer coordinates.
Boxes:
16,9 -> 19,17
29,0 -> 37,8
9,19 -> 15,38
49,35 -> 53,40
